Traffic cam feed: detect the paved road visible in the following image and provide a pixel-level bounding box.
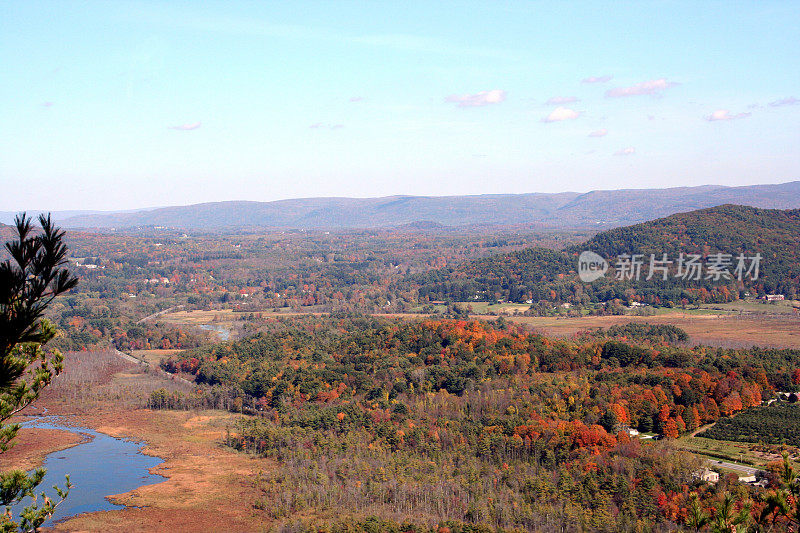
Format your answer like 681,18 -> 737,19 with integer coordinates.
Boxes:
114,349 -> 145,365
136,304 -> 184,324
112,349 -> 194,386
707,459 -> 759,476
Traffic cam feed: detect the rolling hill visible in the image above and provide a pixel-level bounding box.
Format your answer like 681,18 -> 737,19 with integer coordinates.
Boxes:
413,204 -> 800,305
56,180 -> 800,230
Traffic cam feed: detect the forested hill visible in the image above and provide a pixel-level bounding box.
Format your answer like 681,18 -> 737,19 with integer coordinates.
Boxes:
584,204 -> 800,259
413,205 -> 800,305
58,180 -> 800,230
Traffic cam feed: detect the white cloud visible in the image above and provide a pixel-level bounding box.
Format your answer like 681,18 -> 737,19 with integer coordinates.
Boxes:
445,89 -> 506,108
769,96 -> 799,107
614,147 -> 635,156
582,75 -> 612,84
706,109 -> 751,121
543,107 -> 580,123
588,129 -> 608,137
606,79 -> 678,98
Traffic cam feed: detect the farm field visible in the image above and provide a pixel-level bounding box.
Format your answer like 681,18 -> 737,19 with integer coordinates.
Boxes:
410,301 -> 535,314
699,403 -> 800,446
679,435 -> 773,468
678,432 -> 800,475
697,299 -> 800,315
504,312 -> 800,349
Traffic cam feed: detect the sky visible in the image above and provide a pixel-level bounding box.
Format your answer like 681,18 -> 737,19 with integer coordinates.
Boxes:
1,1 -> 799,211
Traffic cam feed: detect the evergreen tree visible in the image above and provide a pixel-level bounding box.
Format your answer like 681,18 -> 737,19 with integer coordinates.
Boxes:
0,214 -> 78,531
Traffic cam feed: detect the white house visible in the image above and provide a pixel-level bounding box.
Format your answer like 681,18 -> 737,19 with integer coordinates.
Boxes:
693,468 -> 719,483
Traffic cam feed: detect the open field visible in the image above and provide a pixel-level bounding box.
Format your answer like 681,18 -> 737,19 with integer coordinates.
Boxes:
503,312 -> 800,349
410,301 -> 534,314
155,309 -> 246,326
648,307 -> 736,316
157,308 -> 316,327
459,301 -> 533,314
697,299 -> 800,315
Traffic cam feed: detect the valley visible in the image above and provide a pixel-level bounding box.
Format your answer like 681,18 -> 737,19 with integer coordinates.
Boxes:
3,204 -> 800,532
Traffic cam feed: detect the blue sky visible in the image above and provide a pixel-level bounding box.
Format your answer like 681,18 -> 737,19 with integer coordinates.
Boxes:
1,1 -> 799,210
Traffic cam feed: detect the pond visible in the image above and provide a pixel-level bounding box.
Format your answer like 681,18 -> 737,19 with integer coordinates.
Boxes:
199,323 -> 231,341
10,417 -> 165,527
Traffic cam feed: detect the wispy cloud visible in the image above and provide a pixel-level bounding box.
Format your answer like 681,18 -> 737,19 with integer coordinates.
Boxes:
543,107 -> 580,123
582,75 -> 612,84
445,89 -> 506,108
706,109 -> 751,121
588,129 -> 608,137
168,122 -> 201,130
614,147 -> 635,156
349,96 -> 365,102
769,96 -> 799,107
546,96 -> 579,105
606,78 -> 677,98
310,123 -> 344,130
42,101 -> 54,108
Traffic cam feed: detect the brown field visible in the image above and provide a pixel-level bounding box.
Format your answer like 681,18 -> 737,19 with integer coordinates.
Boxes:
49,408 -> 271,533
504,312 -> 800,349
20,351 -> 274,533
129,349 -> 183,366
155,307 -> 800,350
158,308 -> 315,327
0,426 -> 84,472
156,308 -> 244,326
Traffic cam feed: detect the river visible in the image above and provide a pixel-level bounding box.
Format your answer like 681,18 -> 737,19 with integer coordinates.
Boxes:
10,417 -> 165,527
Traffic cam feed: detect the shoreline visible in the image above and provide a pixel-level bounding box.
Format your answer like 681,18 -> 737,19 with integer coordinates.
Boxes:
0,424 -> 85,472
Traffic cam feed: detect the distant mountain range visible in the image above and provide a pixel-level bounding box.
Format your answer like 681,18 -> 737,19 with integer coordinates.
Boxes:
24,180 -> 800,230
0,210 -> 104,225
0,208 -> 156,226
